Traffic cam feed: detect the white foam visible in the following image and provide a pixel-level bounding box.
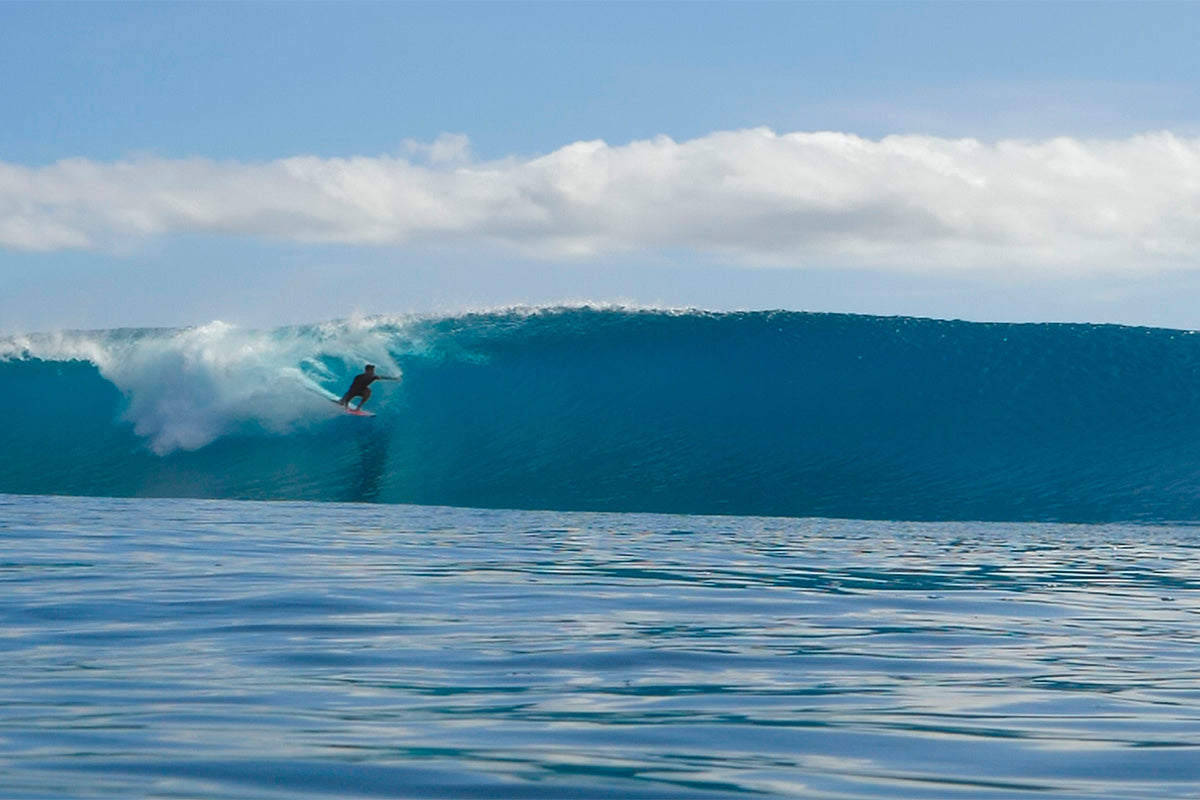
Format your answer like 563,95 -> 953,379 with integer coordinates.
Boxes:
5,320 -> 403,454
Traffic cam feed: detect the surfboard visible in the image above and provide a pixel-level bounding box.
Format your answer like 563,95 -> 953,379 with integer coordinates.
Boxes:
332,400 -> 375,417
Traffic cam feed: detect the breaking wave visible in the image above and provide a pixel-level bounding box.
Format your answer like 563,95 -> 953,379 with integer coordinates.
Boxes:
5,307 -> 1200,522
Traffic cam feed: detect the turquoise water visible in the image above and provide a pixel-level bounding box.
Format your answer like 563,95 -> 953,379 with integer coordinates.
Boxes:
4,494 -> 1200,799
7,308 -> 1200,521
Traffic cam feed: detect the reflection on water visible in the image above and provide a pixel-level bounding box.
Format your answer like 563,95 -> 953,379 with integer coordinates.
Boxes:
2,496 -> 1200,798
348,421 -> 389,502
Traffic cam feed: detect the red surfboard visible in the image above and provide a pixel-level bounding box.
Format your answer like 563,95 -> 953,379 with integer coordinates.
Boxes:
333,400 -> 375,417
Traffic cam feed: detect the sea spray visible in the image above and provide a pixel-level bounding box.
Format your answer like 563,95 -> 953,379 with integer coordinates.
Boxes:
5,319 -> 403,454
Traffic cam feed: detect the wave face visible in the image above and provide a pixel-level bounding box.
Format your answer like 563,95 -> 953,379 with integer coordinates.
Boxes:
5,308 -> 1200,522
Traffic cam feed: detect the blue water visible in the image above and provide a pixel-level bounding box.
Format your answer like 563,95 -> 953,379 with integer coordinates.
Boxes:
5,308 -> 1200,797
3,494 -> 1200,799
6,307 -> 1200,522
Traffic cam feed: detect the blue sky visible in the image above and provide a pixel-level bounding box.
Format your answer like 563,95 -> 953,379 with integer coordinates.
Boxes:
5,1 -> 1200,331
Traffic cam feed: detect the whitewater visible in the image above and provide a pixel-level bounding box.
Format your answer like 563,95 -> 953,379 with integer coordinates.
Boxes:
6,306 -> 1200,799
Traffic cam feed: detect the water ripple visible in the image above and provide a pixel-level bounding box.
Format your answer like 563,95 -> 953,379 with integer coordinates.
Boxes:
3,496 -> 1200,798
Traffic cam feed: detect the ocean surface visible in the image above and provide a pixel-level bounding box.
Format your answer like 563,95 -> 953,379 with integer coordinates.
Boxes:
4,494 -> 1200,799
4,308 -> 1200,798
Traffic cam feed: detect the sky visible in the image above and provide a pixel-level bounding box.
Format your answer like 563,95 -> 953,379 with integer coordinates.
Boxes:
5,1 -> 1200,332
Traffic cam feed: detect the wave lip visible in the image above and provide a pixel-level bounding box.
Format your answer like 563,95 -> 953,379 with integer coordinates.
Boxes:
4,307 -> 1200,522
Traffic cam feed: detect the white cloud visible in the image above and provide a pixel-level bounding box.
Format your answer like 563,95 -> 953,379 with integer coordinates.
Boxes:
4,129 -> 1200,275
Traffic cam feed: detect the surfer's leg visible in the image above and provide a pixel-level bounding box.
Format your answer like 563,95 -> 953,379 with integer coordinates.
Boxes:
356,388 -> 372,409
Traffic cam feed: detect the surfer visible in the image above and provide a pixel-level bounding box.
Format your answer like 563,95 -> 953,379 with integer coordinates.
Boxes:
339,364 -> 397,411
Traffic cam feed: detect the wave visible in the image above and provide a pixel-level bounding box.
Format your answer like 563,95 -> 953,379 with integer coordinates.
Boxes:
5,307 -> 1200,522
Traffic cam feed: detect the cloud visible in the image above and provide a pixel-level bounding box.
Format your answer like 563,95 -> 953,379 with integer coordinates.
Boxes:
4,128 -> 1200,275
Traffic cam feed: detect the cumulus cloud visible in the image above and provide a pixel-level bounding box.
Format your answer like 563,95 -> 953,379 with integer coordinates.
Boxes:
4,128 -> 1200,274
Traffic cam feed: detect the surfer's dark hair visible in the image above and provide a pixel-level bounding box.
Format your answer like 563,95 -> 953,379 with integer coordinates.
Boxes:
365,364 -> 375,370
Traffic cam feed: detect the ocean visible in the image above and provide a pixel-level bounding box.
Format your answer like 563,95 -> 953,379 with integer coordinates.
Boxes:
3,307 -> 1200,798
